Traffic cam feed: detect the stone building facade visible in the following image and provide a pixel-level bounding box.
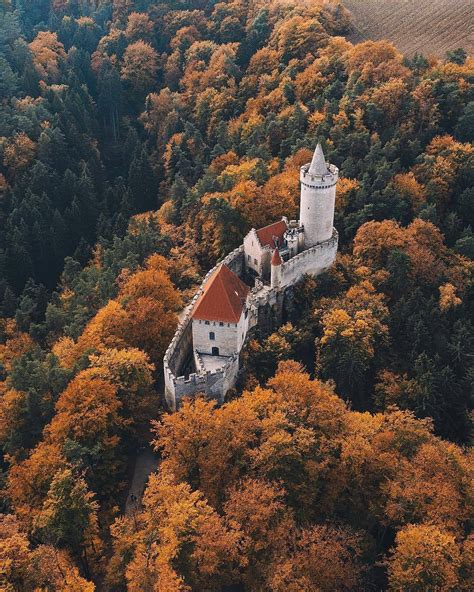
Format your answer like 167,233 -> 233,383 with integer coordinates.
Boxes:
163,143 -> 339,410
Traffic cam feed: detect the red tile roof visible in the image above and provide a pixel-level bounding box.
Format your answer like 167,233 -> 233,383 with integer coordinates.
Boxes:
192,265 -> 250,323
256,220 -> 287,248
271,248 -> 282,266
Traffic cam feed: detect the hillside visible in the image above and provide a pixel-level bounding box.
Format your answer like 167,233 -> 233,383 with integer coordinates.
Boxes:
343,0 -> 474,56
0,1 -> 472,590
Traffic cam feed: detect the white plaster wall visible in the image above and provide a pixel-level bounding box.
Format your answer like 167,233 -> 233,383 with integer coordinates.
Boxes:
243,230 -> 264,275
193,317 -> 240,356
271,262 -> 282,288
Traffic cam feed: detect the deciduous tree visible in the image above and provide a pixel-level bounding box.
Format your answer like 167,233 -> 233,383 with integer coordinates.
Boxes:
387,524 -> 462,591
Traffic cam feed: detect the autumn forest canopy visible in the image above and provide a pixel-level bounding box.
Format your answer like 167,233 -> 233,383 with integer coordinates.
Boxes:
0,0 -> 472,591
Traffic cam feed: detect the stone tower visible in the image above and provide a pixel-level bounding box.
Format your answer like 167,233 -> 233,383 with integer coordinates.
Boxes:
299,143 -> 338,248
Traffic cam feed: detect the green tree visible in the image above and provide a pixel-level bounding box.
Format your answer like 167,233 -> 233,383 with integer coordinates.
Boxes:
33,468 -> 99,568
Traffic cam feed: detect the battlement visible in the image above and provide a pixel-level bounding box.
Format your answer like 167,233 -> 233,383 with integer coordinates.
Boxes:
300,162 -> 339,189
173,353 -> 237,385
283,230 -> 338,269
280,229 -> 338,288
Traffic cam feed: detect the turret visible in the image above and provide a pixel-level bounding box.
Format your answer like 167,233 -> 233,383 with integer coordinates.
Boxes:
270,248 -> 282,289
299,143 -> 338,248
284,222 -> 299,258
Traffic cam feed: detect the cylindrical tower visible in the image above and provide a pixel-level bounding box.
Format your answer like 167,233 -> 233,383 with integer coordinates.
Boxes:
299,143 -> 338,248
270,249 -> 282,289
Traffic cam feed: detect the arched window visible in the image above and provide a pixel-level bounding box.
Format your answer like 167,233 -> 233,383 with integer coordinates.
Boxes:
209,332 -> 215,340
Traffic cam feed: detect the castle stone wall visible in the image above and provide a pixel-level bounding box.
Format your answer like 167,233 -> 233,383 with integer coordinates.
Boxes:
166,354 -> 240,411
280,230 -> 338,288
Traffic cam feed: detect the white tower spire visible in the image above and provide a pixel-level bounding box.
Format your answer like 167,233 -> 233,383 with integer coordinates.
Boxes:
308,143 -> 329,176
299,142 -> 338,247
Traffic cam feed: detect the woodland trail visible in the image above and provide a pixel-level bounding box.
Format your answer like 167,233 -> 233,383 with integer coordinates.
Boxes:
125,447 -> 159,514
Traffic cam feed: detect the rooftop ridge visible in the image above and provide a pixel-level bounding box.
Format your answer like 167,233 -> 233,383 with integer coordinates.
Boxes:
255,219 -> 288,249
192,263 -> 250,323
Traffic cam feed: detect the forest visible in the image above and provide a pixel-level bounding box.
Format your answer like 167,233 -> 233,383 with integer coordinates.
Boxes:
0,0 -> 472,590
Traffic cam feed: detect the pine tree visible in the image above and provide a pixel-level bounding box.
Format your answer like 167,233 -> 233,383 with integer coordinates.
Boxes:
128,148 -> 156,212
0,53 -> 19,98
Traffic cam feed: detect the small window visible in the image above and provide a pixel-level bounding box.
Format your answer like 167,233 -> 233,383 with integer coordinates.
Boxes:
205,320 -> 210,325
209,332 -> 215,340
219,322 -> 224,326
212,347 -> 220,356
247,254 -> 251,261
254,258 -> 258,265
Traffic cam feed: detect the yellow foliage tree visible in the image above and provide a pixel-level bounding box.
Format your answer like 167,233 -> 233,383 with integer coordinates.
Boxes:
387,524 -> 461,592
439,283 -> 462,312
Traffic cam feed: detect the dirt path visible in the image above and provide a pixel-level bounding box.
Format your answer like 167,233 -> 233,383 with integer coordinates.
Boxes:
125,447 -> 159,514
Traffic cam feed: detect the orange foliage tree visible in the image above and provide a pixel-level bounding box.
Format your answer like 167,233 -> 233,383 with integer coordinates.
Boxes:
121,41 -> 158,96
109,468 -> 241,591
29,31 -> 66,80
2,132 -> 36,177
0,514 -> 95,592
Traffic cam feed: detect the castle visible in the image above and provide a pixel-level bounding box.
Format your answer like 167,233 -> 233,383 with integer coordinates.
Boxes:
164,143 -> 339,410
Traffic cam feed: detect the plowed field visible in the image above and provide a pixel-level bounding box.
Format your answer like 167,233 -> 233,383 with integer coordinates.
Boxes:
343,0 -> 473,57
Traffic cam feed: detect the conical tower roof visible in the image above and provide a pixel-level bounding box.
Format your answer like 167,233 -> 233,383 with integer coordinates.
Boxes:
271,248 -> 282,266
308,143 -> 329,176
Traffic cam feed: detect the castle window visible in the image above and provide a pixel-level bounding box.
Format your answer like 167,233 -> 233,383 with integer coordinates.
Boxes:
205,321 -> 210,325
247,255 -> 250,261
209,332 -> 215,340
254,258 -> 258,265
219,322 -> 224,326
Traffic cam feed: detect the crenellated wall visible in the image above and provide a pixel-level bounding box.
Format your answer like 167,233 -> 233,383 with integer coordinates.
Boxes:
280,230 -> 338,288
